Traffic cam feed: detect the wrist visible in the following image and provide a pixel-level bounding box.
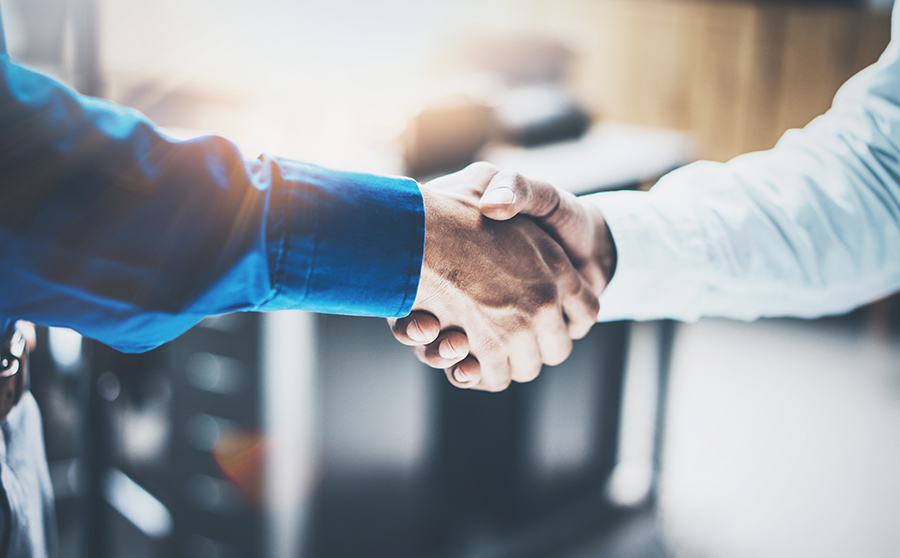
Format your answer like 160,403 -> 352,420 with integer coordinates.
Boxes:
587,203 -> 617,292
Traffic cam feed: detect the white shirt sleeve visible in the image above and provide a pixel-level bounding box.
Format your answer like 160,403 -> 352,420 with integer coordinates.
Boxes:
589,3 -> 900,323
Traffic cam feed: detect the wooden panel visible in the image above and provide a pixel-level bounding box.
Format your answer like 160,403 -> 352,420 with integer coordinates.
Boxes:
568,0 -> 891,161
688,2 -> 758,161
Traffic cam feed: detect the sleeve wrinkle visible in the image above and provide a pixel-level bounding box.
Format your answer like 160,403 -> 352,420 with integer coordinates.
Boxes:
260,164 -> 291,309
299,186 -> 319,307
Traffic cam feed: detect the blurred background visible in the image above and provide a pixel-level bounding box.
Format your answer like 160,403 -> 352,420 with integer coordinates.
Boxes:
3,0 -> 900,556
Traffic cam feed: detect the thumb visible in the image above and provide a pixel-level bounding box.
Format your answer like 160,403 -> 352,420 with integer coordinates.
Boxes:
478,170 -> 560,221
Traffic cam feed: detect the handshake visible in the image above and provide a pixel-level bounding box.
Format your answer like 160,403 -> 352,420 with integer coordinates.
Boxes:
388,162 -> 617,391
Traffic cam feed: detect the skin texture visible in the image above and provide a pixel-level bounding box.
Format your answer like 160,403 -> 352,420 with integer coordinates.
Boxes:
390,164 -> 617,390
388,163 -> 599,392
479,170 -> 616,295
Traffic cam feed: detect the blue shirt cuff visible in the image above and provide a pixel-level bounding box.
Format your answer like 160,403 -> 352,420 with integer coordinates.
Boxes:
261,160 -> 424,318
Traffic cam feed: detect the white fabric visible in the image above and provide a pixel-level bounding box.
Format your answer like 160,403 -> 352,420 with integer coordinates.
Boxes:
591,3 -> 900,322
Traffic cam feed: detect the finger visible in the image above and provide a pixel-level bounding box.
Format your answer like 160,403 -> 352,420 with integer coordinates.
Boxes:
438,329 -> 470,361
509,334 -> 543,384
538,231 -> 599,339
389,311 -> 441,346
538,188 -> 585,233
534,306 -> 573,367
445,355 -> 482,389
413,329 -> 470,369
471,354 -> 513,392
560,273 -> 600,340
535,190 -> 599,270
479,170 -> 560,221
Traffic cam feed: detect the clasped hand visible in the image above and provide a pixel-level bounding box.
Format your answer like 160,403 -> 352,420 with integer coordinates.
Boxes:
388,162 -> 616,391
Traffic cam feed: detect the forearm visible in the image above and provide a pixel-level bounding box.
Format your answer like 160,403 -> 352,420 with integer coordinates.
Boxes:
0,56 -> 423,351
587,13 -> 900,322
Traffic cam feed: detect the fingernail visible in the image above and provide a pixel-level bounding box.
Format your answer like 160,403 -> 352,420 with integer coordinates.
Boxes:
439,337 -> 458,359
482,187 -> 515,205
453,366 -> 468,383
407,319 -> 426,343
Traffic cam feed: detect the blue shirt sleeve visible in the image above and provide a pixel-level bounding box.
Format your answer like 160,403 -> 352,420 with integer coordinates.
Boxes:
0,56 -> 424,352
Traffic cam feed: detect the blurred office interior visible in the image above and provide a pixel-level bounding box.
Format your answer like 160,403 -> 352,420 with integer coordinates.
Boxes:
3,0 -> 900,556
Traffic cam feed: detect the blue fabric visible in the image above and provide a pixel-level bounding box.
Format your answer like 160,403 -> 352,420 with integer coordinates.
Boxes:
0,56 -> 424,352
0,9 -> 425,558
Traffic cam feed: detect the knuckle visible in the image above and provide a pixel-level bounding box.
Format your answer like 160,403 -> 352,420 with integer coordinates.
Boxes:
557,188 -> 578,209
478,361 -> 512,391
487,377 -> 512,392
496,169 -> 527,189
513,363 -> 542,383
569,318 -> 593,340
543,338 -> 573,366
588,295 -> 600,318
565,297 -> 599,338
469,161 -> 499,175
